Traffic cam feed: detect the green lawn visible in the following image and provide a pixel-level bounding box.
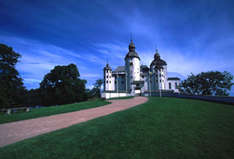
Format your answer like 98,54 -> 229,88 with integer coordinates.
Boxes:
1,97 -> 234,159
108,96 -> 134,100
0,99 -> 109,124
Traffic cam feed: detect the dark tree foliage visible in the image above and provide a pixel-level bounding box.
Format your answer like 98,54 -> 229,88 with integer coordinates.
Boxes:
26,88 -> 42,106
87,79 -> 103,98
0,44 -> 26,108
39,64 -> 87,106
179,71 -> 233,96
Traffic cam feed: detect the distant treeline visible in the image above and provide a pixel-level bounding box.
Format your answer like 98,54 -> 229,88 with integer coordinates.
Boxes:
179,71 -> 233,96
0,44 -> 103,109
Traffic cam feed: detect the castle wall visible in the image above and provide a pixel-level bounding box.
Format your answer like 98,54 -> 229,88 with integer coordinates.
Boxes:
141,72 -> 148,93
132,58 -> 140,81
125,57 -> 141,94
125,58 -> 131,93
101,92 -> 131,99
104,69 -> 115,91
114,74 -> 126,92
149,65 -> 168,91
161,66 -> 167,90
167,80 -> 180,93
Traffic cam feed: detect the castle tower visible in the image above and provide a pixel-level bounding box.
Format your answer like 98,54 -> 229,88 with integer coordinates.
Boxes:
104,64 -> 114,91
125,40 -> 141,94
150,49 -> 167,92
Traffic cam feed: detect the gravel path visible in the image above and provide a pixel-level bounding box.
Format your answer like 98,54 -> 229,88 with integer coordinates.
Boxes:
0,96 -> 148,147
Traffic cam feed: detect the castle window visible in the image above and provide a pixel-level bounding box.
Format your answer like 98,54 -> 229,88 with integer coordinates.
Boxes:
169,83 -> 171,89
110,81 -> 111,83
107,75 -> 108,78
175,82 -> 178,89
106,81 -> 108,84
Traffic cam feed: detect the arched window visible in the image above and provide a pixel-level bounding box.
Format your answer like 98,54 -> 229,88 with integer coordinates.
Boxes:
169,82 -> 171,89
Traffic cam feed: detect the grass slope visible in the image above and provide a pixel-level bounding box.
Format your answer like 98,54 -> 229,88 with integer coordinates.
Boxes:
0,99 -> 109,124
1,97 -> 234,159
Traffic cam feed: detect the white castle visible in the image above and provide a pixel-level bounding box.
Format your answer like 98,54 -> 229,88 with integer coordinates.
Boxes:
101,40 -> 180,99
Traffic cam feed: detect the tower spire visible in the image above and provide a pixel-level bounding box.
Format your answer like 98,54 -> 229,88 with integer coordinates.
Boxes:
130,32 -> 133,42
155,44 -> 158,53
105,57 -> 110,68
129,33 -> 135,52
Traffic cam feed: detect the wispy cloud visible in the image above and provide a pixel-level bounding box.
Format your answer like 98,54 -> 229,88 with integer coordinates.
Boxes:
81,73 -> 101,78
0,35 -> 107,88
24,78 -> 41,83
95,43 -> 127,58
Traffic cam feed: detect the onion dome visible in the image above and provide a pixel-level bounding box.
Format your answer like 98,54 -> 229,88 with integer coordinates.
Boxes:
150,49 -> 167,69
125,40 -> 140,60
129,40 -> 135,51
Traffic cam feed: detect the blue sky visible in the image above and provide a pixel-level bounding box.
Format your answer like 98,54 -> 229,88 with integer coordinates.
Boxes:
0,0 -> 234,94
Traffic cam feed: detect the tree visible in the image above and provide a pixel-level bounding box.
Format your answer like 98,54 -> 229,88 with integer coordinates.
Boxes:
94,79 -> 103,90
94,79 -> 103,97
39,64 -> 87,106
179,71 -> 233,96
87,79 -> 103,98
26,88 -> 42,106
0,44 -> 26,108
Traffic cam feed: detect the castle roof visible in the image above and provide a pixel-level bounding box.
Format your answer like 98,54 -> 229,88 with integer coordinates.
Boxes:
113,66 -> 125,72
168,77 -> 180,80
141,65 -> 149,72
150,49 -> 167,69
125,40 -> 140,60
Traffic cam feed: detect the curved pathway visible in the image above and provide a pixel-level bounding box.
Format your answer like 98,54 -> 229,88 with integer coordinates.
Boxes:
0,96 -> 148,147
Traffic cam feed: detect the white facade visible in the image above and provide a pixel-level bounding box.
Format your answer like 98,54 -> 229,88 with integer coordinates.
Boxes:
141,73 -> 148,93
101,92 -> 130,99
125,57 -> 141,94
104,65 -> 115,91
167,78 -> 180,93
160,65 -> 168,90
132,58 -> 141,81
